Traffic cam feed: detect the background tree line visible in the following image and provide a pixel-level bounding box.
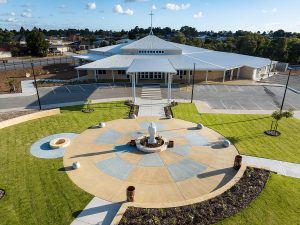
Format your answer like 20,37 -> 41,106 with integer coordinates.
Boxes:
0,26 -> 299,63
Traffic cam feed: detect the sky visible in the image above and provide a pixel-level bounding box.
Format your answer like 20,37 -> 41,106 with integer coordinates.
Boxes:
0,0 -> 300,32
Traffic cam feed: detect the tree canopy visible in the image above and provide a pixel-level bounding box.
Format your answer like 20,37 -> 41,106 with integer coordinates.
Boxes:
26,28 -> 50,57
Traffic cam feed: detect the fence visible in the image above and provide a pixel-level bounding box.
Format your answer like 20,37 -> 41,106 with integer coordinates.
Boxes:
0,56 -> 80,71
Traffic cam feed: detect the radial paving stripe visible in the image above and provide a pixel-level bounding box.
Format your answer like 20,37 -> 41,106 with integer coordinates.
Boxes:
94,129 -> 122,145
183,132 -> 209,146
167,158 -> 208,182
138,153 -> 164,167
96,156 -> 135,180
168,145 -> 191,157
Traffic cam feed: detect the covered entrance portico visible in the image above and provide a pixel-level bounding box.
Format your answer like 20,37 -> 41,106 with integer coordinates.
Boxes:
127,58 -> 177,104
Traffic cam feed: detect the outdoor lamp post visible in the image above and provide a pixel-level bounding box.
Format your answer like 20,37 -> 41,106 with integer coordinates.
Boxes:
279,67 -> 293,113
31,63 -> 42,110
191,63 -> 196,103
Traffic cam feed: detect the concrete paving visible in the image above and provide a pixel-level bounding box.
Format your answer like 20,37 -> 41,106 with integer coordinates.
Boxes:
70,197 -> 121,225
64,117 -> 240,205
242,155 -> 300,179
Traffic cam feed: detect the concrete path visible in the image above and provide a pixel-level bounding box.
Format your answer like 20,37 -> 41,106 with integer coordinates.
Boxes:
70,197 -> 121,225
242,155 -> 300,179
0,80 -> 36,98
137,85 -> 166,117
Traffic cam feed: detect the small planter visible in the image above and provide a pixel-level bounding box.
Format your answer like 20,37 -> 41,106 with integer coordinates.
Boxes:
168,140 -> 174,148
233,155 -> 242,170
126,186 -> 135,202
264,130 -> 281,137
129,140 -> 136,146
81,108 -> 94,113
0,189 -> 5,200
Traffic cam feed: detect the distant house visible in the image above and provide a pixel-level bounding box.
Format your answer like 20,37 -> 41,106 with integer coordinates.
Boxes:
69,40 -> 94,51
116,38 -> 134,44
14,34 -> 27,45
49,45 -> 69,54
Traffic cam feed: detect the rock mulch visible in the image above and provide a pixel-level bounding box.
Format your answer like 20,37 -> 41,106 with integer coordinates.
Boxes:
119,167 -> 270,225
0,110 -> 37,122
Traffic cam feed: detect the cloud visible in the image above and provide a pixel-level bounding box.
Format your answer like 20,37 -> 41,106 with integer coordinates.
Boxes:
124,0 -> 148,2
113,4 -> 134,16
0,12 -> 15,16
1,17 -> 17,22
152,4 -> 156,10
0,0 -> 7,4
86,2 -> 96,10
164,3 -> 191,11
193,11 -> 203,19
59,4 -> 66,9
261,8 -> 278,14
21,11 -> 32,18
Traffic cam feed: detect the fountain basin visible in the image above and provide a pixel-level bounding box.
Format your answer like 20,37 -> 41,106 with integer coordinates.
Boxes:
136,136 -> 168,153
49,138 -> 70,149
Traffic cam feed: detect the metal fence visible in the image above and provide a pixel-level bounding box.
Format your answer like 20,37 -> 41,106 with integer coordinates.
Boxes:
0,56 -> 80,71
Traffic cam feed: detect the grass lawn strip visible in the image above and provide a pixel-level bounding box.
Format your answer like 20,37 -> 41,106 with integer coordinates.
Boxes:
172,103 -> 300,164
0,102 -> 129,225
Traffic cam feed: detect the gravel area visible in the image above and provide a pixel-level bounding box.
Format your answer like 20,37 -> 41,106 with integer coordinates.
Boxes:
119,167 -> 270,225
0,110 -> 37,122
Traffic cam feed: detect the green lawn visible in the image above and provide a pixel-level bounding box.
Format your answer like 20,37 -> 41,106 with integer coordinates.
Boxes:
0,102 -> 129,225
218,173 -> 300,225
172,103 -> 300,163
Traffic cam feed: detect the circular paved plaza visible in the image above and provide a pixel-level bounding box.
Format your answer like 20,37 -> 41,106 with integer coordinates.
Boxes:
64,117 -> 239,204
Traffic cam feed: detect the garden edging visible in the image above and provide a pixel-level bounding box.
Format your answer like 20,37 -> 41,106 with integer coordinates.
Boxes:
0,108 -> 60,129
111,164 -> 247,225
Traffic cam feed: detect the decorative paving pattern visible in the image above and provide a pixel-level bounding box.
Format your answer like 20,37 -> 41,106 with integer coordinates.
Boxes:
64,117 -> 239,204
31,133 -> 77,159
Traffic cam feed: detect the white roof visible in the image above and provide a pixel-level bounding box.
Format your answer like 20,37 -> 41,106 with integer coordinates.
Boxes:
73,53 -> 107,61
127,58 -> 177,73
121,35 -> 181,51
75,34 -> 274,71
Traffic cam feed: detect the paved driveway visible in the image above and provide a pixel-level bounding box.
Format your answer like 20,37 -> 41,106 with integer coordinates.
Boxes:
263,74 -> 300,92
162,84 -> 300,110
0,83 -> 300,111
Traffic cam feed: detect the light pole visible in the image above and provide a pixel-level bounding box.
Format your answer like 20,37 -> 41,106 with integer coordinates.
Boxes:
31,63 -> 42,110
279,67 -> 292,113
190,63 -> 196,103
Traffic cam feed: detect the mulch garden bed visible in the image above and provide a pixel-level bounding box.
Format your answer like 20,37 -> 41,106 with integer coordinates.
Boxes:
119,167 -> 270,225
0,110 -> 37,122
0,63 -> 77,93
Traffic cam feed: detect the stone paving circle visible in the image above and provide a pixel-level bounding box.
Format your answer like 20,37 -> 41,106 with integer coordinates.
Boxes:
31,133 -> 78,159
64,117 -> 239,204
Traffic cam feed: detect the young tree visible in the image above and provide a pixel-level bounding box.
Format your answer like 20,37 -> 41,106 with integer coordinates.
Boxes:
26,28 -> 50,57
270,109 -> 294,133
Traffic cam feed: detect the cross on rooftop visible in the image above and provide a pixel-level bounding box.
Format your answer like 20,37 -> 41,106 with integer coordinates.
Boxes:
149,10 -> 154,35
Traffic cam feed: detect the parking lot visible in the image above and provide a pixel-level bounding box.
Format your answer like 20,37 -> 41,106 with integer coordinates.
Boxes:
1,83 -> 300,111
163,84 -> 300,110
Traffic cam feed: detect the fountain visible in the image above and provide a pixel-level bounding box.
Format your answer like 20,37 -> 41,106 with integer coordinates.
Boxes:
49,137 -> 71,149
135,122 -> 168,153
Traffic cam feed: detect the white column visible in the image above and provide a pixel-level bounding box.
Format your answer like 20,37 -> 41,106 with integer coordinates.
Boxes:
205,70 -> 208,83
132,73 -> 136,104
164,73 -> 167,85
230,69 -> 234,80
167,73 -> 172,104
222,71 -> 226,83
112,70 -> 115,83
136,72 -> 138,85
237,67 -> 240,79
76,69 -> 80,80
94,70 -> 97,82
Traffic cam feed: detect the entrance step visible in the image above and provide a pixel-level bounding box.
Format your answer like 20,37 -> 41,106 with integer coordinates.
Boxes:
141,85 -> 162,100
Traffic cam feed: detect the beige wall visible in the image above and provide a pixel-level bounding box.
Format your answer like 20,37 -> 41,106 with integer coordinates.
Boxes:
239,66 -> 255,80
0,109 -> 60,130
